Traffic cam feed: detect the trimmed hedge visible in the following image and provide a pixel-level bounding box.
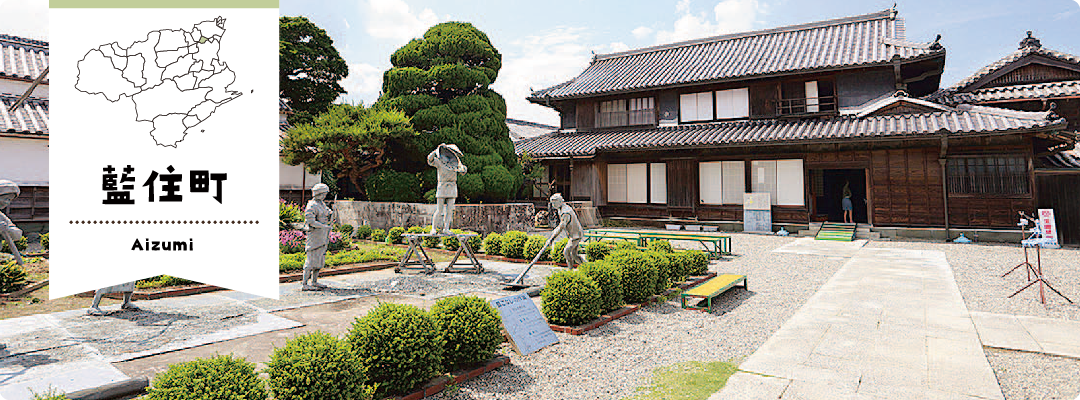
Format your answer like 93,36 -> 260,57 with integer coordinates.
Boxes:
40,233 -> 49,251
645,251 -> 675,294
0,261 -> 28,294
550,238 -> 570,264
541,269 -> 601,326
334,224 -> 354,238
501,231 -> 528,259
684,250 -> 709,275
646,240 -> 673,253
482,233 -> 503,255
523,235 -> 549,261
370,229 -> 387,242
431,295 -> 503,370
347,303 -> 444,397
386,227 -> 406,244
144,355 -> 266,400
584,241 -> 612,262
614,240 -> 637,252
356,225 -> 373,240
579,261 -> 624,313
605,249 -> 657,304
267,331 -> 375,400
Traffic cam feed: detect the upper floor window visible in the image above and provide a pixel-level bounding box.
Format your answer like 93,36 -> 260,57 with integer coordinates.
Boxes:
597,97 -> 654,128
778,79 -> 836,115
681,88 -> 749,123
947,156 -> 1030,195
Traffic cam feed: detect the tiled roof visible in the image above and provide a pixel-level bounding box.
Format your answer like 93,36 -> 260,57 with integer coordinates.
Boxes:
507,118 -> 557,141
945,40 -> 1079,93
1041,150 -> 1080,169
0,34 -> 48,82
529,9 -> 942,101
515,105 -> 1063,158
0,95 -> 49,136
930,79 -> 1080,105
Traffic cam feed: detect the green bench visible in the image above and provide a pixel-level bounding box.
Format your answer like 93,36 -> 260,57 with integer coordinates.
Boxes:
584,229 -> 732,259
680,274 -> 747,311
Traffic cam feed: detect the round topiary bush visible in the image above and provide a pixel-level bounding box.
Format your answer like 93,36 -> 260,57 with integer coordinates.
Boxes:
465,231 -> 482,251
614,240 -> 637,252
347,303 -> 444,397
669,252 -> 693,284
386,227 -> 406,244
482,233 -> 503,255
0,262 -> 28,294
501,231 -> 528,259
356,225 -> 373,240
684,250 -> 709,275
584,241 -> 612,262
550,238 -> 570,264
523,235 -> 549,261
144,355 -> 266,400
335,224 -> 355,238
541,269 -> 601,326
431,295 -> 503,370
645,251 -> 675,294
442,230 -> 462,251
605,249 -> 657,304
647,240 -> 673,253
370,229 -> 387,242
579,261 -> 623,313
267,331 -> 375,400
1,236 -> 27,254
40,233 -> 49,251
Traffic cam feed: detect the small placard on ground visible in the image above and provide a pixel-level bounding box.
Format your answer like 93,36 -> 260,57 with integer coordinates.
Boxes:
490,293 -> 558,355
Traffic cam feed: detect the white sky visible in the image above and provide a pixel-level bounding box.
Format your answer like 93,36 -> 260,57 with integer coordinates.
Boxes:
0,0 -> 48,40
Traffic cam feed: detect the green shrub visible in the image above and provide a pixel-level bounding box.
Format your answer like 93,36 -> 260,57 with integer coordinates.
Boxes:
328,232 -> 351,252
144,355 -> 266,400
579,261 -> 624,313
386,227 -> 406,244
365,169 -> 422,203
267,331 -> 375,400
683,250 -> 709,275
30,390 -> 66,400
280,199 -> 303,231
465,232 -> 482,252
482,233 -> 503,255
0,261 -> 28,294
647,240 -> 674,253
279,253 -> 305,273
325,247 -> 404,267
356,225 -> 373,240
1,235 -> 27,254
523,235 -> 549,261
136,275 -> 195,289
442,229 -> 480,251
645,251 -> 675,294
370,229 -> 387,242
422,234 -> 441,248
431,295 -> 503,370
334,224 -> 354,238
550,238 -> 570,264
541,269 -> 602,326
40,233 -> 49,251
605,249 -> 657,304
347,303 -> 444,397
501,231 -> 528,259
614,240 -> 637,252
584,241 -> 612,262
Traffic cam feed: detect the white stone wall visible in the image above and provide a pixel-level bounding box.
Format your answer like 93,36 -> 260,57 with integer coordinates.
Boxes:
0,137 -> 48,185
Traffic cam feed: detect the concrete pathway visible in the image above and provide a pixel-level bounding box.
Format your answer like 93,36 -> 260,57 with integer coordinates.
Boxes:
713,247 -> 1004,400
772,237 -> 868,258
971,311 -> 1080,359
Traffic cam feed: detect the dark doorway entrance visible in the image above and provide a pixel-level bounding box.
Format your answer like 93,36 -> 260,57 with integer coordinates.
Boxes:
812,169 -> 868,223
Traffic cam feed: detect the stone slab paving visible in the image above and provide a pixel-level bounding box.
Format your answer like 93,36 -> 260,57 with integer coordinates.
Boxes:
772,237 -> 868,258
712,247 -> 1004,400
971,311 -> 1080,359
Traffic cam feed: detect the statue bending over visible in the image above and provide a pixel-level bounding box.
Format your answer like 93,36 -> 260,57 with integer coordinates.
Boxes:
0,180 -> 24,267
302,183 -> 332,291
427,144 -> 467,234
546,193 -> 585,268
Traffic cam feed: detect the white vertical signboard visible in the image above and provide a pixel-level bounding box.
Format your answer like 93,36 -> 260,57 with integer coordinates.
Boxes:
1038,209 -> 1060,249
49,4 -> 279,298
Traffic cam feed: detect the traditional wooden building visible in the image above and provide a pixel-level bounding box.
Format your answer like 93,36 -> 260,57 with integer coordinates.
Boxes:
517,9 -> 1075,240
0,34 -> 49,232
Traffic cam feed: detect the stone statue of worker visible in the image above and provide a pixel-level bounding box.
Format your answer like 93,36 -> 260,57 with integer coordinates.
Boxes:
0,180 -> 24,267
544,193 -> 585,268
302,183 -> 332,291
89,281 -> 138,316
427,143 -> 467,234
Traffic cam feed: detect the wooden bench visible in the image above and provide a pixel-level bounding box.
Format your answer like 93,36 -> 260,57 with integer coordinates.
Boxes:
637,232 -> 732,259
680,274 -> 747,311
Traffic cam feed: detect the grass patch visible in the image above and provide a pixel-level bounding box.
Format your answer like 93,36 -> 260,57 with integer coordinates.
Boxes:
626,360 -> 739,400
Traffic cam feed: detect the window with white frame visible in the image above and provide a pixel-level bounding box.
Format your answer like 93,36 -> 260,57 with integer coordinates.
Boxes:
608,163 -> 666,204
715,88 -> 750,119
699,161 -> 745,204
750,159 -> 804,206
679,92 -> 713,122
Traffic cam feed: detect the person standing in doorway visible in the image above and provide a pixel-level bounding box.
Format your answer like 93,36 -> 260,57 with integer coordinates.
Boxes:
841,181 -> 853,223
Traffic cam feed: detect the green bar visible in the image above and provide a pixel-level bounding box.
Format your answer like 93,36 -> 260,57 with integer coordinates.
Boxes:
51,0 -> 277,7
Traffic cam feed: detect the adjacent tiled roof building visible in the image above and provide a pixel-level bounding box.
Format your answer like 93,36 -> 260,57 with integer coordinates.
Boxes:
0,34 -> 48,82
506,118 -> 556,141
0,95 -> 48,135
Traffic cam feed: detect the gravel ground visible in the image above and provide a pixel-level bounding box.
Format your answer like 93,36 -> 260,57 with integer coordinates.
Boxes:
431,233 -> 846,400
864,240 -> 1080,320
985,348 -> 1080,400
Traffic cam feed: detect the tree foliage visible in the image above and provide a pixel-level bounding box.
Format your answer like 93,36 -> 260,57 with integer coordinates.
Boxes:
280,16 -> 349,119
377,22 -> 521,202
281,103 -> 416,199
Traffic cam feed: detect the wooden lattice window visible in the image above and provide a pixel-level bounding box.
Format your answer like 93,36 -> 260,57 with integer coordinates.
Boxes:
947,156 -> 1030,195
3,185 -> 48,223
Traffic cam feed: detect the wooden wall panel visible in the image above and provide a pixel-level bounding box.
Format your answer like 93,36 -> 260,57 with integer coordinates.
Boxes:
1037,173 -> 1080,245
869,148 -> 945,227
948,197 -> 1033,229
666,160 -> 697,208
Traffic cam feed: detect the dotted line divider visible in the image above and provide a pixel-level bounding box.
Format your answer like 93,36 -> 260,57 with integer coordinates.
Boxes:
69,220 -> 259,225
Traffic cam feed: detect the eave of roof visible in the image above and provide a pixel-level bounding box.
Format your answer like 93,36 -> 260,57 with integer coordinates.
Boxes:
0,34 -> 49,83
0,94 -> 48,137
929,79 -> 1080,106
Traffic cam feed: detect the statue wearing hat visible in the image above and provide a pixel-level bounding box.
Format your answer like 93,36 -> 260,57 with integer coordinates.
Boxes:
427,143 -> 467,234
302,183 -> 332,291
0,180 -> 25,267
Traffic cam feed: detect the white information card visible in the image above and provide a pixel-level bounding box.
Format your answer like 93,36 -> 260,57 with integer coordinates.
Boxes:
490,293 -> 558,355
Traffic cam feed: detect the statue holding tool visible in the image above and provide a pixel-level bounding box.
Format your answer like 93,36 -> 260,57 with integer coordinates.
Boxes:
505,193 -> 584,288
0,180 -> 24,267
302,183 -> 333,291
427,143 -> 467,234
